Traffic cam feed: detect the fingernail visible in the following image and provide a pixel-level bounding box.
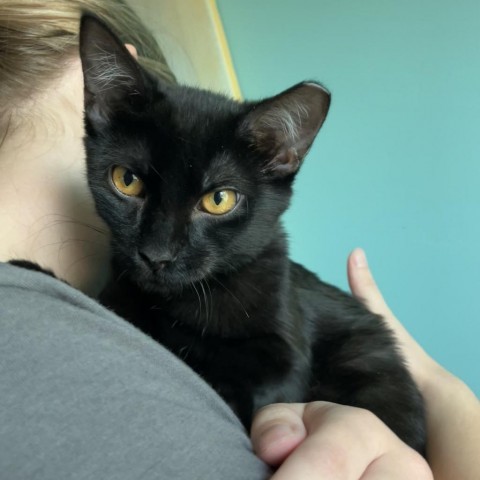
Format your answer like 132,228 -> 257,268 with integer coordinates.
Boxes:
353,248 -> 368,267
260,423 -> 295,441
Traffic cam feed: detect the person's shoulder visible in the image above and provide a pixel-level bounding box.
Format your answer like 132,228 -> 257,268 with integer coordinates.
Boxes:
7,259 -> 57,278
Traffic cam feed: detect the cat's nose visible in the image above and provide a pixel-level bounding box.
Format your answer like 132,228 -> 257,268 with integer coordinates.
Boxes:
138,249 -> 176,271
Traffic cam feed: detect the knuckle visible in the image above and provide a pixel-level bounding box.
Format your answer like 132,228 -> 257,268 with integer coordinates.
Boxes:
407,451 -> 433,479
251,403 -> 299,433
346,406 -> 380,430
304,400 -> 332,417
254,402 -> 293,421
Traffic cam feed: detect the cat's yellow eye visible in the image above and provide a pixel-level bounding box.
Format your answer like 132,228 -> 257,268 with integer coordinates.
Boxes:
200,189 -> 238,215
111,165 -> 145,197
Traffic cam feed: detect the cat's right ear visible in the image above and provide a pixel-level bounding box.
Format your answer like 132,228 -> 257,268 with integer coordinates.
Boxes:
240,82 -> 330,179
79,14 -> 146,127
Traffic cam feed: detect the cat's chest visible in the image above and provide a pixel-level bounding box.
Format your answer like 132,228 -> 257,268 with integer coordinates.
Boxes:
147,306 -> 309,426
148,305 -> 293,380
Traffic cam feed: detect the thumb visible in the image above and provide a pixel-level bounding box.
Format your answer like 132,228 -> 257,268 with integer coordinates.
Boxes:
251,403 -> 307,466
347,248 -> 391,317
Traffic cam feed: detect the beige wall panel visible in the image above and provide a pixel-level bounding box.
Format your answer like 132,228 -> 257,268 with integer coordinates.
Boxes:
126,0 -> 241,98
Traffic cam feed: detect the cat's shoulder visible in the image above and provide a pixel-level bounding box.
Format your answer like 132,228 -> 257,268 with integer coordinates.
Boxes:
289,260 -> 321,287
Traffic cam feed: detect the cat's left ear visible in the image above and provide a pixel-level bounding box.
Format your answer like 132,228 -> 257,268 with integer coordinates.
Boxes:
240,82 -> 330,178
79,14 -> 146,127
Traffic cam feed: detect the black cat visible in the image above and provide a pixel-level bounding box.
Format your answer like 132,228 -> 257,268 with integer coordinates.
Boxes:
79,15 -> 426,452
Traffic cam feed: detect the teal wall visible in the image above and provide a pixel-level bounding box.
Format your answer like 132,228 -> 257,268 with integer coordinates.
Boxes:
217,0 -> 479,394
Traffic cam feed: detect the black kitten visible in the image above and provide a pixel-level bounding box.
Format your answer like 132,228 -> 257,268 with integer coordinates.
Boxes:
79,16 -> 426,452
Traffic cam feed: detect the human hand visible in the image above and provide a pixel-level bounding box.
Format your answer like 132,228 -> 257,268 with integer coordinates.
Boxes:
251,401 -> 431,479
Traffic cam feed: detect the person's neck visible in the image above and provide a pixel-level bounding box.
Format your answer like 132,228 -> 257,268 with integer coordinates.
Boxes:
0,59 -> 110,295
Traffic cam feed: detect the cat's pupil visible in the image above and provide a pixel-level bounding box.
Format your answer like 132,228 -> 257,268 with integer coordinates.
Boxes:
214,191 -> 225,205
123,170 -> 134,186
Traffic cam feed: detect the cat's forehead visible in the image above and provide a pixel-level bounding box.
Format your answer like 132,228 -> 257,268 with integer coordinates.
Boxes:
137,86 -> 245,170
157,84 -> 244,135
145,141 -> 251,194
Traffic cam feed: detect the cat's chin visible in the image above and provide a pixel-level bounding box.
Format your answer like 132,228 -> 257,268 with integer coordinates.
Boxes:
130,266 -> 208,296
136,277 -> 184,296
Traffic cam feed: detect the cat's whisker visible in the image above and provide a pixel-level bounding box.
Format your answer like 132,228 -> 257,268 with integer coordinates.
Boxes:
25,218 -> 108,257
33,236 -> 109,254
115,268 -> 130,283
211,276 -> 250,319
190,281 -> 203,320
212,260 -> 264,297
199,280 -> 209,326
198,279 -> 214,336
211,260 -> 263,295
35,213 -> 109,236
63,250 -> 106,273
232,276 -> 264,296
148,162 -> 166,183
178,345 -> 189,360
205,279 -> 214,327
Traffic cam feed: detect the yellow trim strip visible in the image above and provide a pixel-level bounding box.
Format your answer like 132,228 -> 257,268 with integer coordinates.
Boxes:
207,0 -> 242,100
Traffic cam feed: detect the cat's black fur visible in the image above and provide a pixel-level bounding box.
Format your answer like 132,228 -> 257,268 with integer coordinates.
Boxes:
79,15 -> 426,452
8,260 -> 58,278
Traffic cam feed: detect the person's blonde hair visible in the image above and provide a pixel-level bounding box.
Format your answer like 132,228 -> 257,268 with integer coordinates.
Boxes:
0,0 -> 176,132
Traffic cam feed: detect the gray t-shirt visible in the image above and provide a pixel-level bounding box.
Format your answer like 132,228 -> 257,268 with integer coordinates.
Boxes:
0,263 -> 270,479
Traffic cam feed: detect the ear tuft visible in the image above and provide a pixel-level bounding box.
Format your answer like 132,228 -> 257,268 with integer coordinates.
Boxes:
79,14 -> 146,126
241,82 -> 330,178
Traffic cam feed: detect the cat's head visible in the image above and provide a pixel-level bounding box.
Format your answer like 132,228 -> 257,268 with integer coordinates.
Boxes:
79,15 -> 330,293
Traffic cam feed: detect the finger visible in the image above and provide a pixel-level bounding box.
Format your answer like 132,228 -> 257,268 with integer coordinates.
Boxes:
271,402 -> 388,480
251,403 -> 307,466
347,248 -> 391,317
347,249 -> 410,346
